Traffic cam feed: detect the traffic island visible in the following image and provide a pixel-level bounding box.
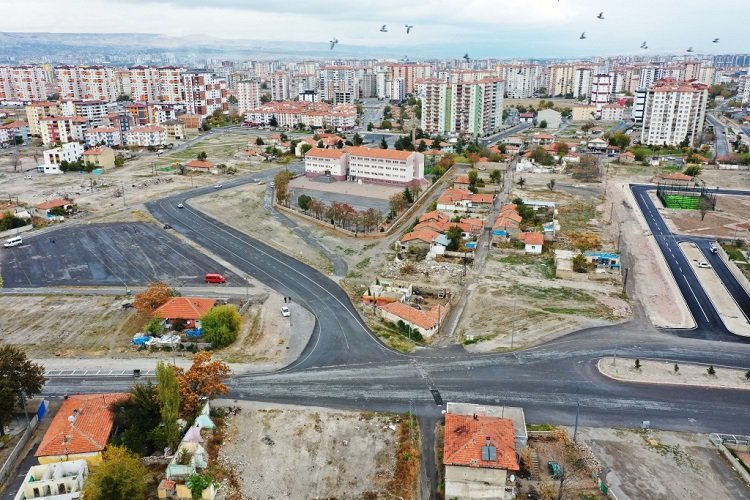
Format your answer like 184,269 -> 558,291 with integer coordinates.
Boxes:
598,357 -> 750,390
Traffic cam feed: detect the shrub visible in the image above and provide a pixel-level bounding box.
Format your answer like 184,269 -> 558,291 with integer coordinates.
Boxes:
201,305 -> 241,348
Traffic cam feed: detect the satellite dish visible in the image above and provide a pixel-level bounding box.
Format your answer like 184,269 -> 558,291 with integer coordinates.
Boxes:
68,415 -> 76,424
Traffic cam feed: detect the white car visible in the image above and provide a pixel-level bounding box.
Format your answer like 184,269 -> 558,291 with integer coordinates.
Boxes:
213,184 -> 223,189
177,203 -> 184,208
281,306 -> 291,317
697,261 -> 711,269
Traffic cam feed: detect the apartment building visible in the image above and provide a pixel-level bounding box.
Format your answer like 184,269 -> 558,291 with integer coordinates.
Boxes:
641,79 -> 708,147
181,71 -> 228,117
572,66 -> 593,99
547,64 -> 577,96
270,71 -> 290,101
381,63 -> 432,94
86,126 -> 122,147
40,116 -> 88,145
60,100 -> 110,126
590,74 -> 612,114
740,75 -> 750,105
303,148 -> 349,180
600,104 -> 627,121
54,66 -> 119,101
0,121 -> 30,146
345,147 -> 425,186
236,79 -> 261,114
158,67 -> 184,104
124,125 -> 168,147
0,65 -> 48,101
129,66 -> 160,102
44,142 -> 84,164
389,78 -> 407,102
420,78 -> 504,137
25,101 -> 61,136
496,64 -> 542,99
245,101 -> 356,130
319,66 -> 359,104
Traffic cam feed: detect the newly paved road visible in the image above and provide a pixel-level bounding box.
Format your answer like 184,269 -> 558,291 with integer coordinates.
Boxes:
0,222 -> 239,287
707,114 -> 731,159
631,184 -> 750,333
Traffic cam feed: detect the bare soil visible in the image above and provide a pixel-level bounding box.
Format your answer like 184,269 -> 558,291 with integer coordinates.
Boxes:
216,401 -> 413,499
663,195 -> 750,240
599,357 -> 750,390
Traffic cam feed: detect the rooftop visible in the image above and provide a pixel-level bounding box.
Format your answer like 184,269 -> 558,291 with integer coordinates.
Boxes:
154,297 -> 216,320
345,146 -> 415,161
185,159 -> 216,169
35,198 -> 71,210
380,302 -> 445,330
443,413 -> 519,471
305,147 -> 347,159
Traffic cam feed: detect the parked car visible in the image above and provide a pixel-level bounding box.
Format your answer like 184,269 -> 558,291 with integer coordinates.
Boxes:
121,302 -> 134,309
281,306 -> 291,317
205,273 -> 226,284
177,203 -> 184,208
697,260 -> 711,269
163,223 -> 172,229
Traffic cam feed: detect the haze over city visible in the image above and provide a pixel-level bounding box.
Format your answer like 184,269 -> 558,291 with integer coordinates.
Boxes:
2,0 -> 750,57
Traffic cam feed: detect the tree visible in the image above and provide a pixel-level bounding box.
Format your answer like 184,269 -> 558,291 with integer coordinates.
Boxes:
547,179 -> 556,191
187,474 -> 213,500
531,146 -> 555,166
156,362 -> 180,451
197,151 -> 208,161
684,165 -> 702,177
116,94 -> 132,102
634,359 -> 641,370
10,153 -> 20,172
255,137 -> 264,146
269,116 -> 278,127
145,317 -> 164,335
674,363 -> 679,374
274,170 -> 292,206
0,346 -> 46,435
201,304 -> 242,348
228,95 -> 237,104
517,176 -> 526,188
260,93 -> 271,103
446,225 -> 463,251
300,143 -> 313,156
468,169 -> 479,188
707,365 -> 716,376
352,133 -> 363,146
572,253 -> 588,273
745,370 -> 750,381
608,132 -> 631,150
83,446 -> 148,500
581,121 -> 595,134
112,382 -> 162,455
388,192 -> 408,217
298,194 -> 312,211
380,137 -> 388,149
539,120 -> 548,129
317,140 -> 324,148
570,231 -> 602,252
134,282 -> 174,315
367,122 -> 373,131
114,154 -> 125,168
568,155 -> 600,182
176,352 -> 230,419
699,198 -> 712,221
490,169 -> 502,184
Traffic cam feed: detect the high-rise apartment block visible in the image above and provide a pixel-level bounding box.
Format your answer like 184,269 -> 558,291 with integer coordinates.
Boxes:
54,66 -> 120,101
319,66 -> 358,104
641,79 -> 708,147
0,65 -> 48,101
181,72 -> 228,117
420,78 -> 504,137
236,79 -> 261,114
270,71 -> 290,101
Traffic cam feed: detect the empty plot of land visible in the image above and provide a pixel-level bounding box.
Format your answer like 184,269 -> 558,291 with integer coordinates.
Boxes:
0,222 -> 238,287
218,401 -> 404,499
290,176 -> 403,210
580,427 -> 749,500
663,195 -> 750,239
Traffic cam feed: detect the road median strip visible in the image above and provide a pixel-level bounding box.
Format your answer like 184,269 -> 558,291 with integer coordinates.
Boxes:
598,357 -> 750,391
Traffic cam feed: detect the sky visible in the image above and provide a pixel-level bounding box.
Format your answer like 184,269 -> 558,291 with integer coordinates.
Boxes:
2,0 -> 749,58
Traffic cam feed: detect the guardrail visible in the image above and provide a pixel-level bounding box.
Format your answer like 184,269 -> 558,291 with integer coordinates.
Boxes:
46,368 -> 155,377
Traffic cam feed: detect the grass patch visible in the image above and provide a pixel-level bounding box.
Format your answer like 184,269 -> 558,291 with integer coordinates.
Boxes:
508,284 -> 591,302
542,304 -> 617,320
356,257 -> 371,269
527,423 -> 557,431
722,244 -> 748,263
388,416 -> 420,499
345,270 -> 362,279
558,199 -> 599,234
452,155 -> 471,164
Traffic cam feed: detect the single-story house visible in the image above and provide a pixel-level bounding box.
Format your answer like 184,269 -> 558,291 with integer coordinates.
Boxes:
618,151 -> 636,163
35,393 -> 129,466
36,164 -> 63,174
585,251 -> 620,269
153,297 -> 217,329
34,199 -> 73,218
184,160 -> 216,173
530,133 -> 555,146
379,301 -> 447,339
443,411 -> 520,499
587,137 -> 609,152
419,210 -> 451,224
454,174 -> 471,190
518,112 -> 535,124
398,229 -> 440,252
516,231 -> 544,254
83,147 -> 116,169
659,172 -> 694,185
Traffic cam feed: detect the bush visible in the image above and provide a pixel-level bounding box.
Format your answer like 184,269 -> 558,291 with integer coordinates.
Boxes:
145,318 -> 164,335
201,305 -> 241,348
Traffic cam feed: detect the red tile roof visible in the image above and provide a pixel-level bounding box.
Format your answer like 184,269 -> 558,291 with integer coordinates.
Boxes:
518,232 -> 544,245
83,148 -> 104,155
443,414 -> 519,470
0,120 -> 27,129
400,229 -> 440,245
471,193 -> 494,204
154,297 -> 216,320
419,210 -> 450,223
36,393 -> 129,458
305,147 -> 347,159
454,175 -> 470,185
35,198 -> 70,210
414,221 -> 452,234
345,146 -> 414,161
380,302 -> 445,330
185,160 -> 215,169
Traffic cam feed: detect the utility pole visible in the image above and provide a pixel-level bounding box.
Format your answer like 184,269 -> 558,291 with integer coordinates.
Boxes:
622,267 -> 629,296
121,182 -> 125,207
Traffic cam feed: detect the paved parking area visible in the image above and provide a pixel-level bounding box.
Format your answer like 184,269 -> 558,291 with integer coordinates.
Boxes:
0,222 -> 238,287
288,176 -> 402,212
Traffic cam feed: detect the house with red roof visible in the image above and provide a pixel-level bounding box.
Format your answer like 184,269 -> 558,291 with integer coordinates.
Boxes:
379,301 -> 448,339
443,412 -> 519,499
397,229 -> 440,252
34,199 -> 74,218
35,393 -> 129,466
153,297 -> 217,328
185,159 -> 216,173
516,231 -> 544,254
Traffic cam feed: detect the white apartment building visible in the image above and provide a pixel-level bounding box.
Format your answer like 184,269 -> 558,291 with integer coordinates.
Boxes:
572,67 -> 593,99
641,79 -> 708,147
86,126 -> 122,147
39,116 -> 88,145
60,100 -> 110,126
0,65 -> 48,101
345,147 -> 425,186
590,74 -> 612,114
376,70 -> 388,99
25,101 -> 61,136
632,88 -> 648,123
44,142 -> 84,165
381,63 -> 432,94
319,66 -> 359,104
420,78 -> 504,137
181,72 -> 228,117
638,66 -> 663,91
124,125 -> 168,147
303,148 -> 348,180
389,78 -> 406,102
497,64 -> 542,99
129,66 -> 160,102
270,71 -> 290,101
547,64 -> 577,96
54,66 -> 119,101
600,104 -> 627,121
158,67 -> 184,104
740,76 -> 750,105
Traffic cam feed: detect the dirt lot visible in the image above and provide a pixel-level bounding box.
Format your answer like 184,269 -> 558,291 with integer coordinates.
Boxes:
662,194 -> 750,240
579,427 -> 749,500
217,401 -> 418,499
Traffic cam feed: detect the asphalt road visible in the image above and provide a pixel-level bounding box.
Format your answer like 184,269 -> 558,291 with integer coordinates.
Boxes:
0,222 -> 239,288
631,185 -> 750,334
707,114 -> 731,158
479,122 -> 532,147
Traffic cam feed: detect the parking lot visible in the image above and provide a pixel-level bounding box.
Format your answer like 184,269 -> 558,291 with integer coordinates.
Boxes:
0,222 -> 238,287
288,176 -> 402,212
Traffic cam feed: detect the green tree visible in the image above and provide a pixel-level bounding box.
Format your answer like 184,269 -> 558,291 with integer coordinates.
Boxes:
156,362 -> 180,451
547,179 -> 556,191
112,382 -> 162,455
197,151 -> 208,161
468,170 -> 479,188
269,116 -> 278,127
145,317 -> 164,335
116,94 -> 132,102
684,165 -> 702,177
608,132 -> 631,150
114,154 -> 125,168
255,137 -> 264,146
517,176 -> 526,188
367,122 -> 373,131
352,133 -> 363,146
298,194 -> 312,211
707,365 -> 716,376
674,363 -> 679,374
634,359 -> 641,370
380,137 -> 388,149
0,346 -> 45,435
187,474 -> 212,500
201,305 -> 242,348
300,143 -> 313,156
403,187 -> 414,204
490,169 -> 502,184
274,170 -> 292,206
83,446 -> 148,500
539,120 -> 548,129
260,93 -> 271,103
381,120 -> 393,129
446,226 -> 463,251
417,140 -> 427,152
228,95 -> 237,104
572,253 -> 588,273
317,140 -> 324,148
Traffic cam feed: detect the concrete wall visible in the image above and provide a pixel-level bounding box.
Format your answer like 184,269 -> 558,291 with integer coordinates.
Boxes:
0,415 -> 39,487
